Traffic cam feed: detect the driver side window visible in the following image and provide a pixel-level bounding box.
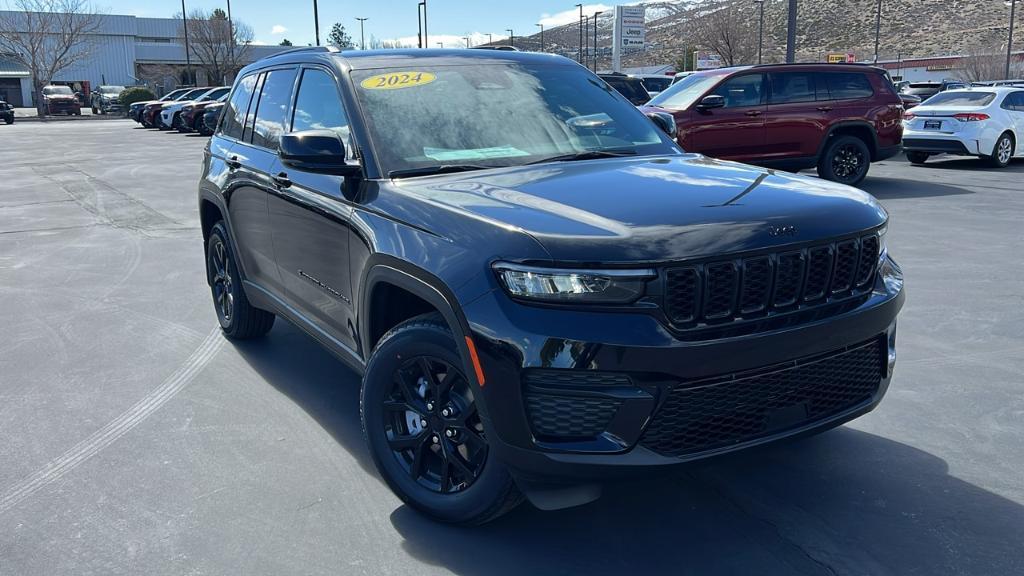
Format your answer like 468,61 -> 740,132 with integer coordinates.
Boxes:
712,74 -> 765,108
291,68 -> 354,160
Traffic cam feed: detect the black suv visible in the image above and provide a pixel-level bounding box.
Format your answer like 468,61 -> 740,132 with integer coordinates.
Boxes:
199,48 -> 905,524
0,100 -> 13,125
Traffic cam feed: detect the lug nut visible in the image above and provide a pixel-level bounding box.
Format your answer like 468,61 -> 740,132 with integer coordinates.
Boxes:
420,419 -> 428,428
426,402 -> 434,411
431,435 -> 439,444
441,408 -> 451,417
445,429 -> 455,438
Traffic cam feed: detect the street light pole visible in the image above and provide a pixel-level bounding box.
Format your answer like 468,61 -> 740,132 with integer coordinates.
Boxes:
226,0 -> 235,76
576,3 -> 583,63
873,0 -> 883,63
356,17 -> 368,50
1007,0 -> 1018,79
584,15 -> 589,67
593,11 -> 602,71
313,0 -> 320,46
507,28 -> 514,48
755,0 -> 764,64
181,0 -> 192,84
462,36 -> 470,48
422,0 -> 428,49
486,33 -> 492,45
537,24 -> 544,52
786,0 -> 797,63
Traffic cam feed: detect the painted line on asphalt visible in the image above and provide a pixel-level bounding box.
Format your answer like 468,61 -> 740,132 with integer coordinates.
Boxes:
0,327 -> 224,515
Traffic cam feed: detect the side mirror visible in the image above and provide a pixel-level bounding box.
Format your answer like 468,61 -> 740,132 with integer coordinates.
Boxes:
279,129 -> 361,176
696,94 -> 726,110
644,110 -> 678,139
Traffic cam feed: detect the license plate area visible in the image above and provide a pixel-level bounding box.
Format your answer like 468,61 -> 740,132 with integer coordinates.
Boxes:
924,120 -> 942,130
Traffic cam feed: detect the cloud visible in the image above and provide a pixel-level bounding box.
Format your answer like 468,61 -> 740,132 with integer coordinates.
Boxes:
538,4 -> 614,27
384,32 -> 493,49
270,25 -> 288,35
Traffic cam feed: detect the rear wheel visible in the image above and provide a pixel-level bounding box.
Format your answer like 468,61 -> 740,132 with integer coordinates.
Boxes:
361,316 -> 522,525
817,135 -> 871,185
986,133 -> 1014,168
206,222 -> 275,339
4,116 -> 12,125
906,151 -> 929,165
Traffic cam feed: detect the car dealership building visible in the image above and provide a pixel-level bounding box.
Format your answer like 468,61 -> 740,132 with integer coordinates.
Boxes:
0,11 -> 288,107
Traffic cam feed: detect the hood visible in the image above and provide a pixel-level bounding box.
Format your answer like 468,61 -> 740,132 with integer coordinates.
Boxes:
44,94 -> 76,101
393,154 -> 887,263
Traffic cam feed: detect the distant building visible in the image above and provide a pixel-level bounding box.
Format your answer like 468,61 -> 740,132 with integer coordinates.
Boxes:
0,11 -> 290,107
873,52 -> 1024,83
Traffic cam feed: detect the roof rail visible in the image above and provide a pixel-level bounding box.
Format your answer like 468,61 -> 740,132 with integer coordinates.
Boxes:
259,45 -> 338,60
751,61 -> 873,68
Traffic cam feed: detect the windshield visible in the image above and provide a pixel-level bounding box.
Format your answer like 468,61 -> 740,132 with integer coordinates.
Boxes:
43,86 -> 73,96
198,87 -> 230,102
100,86 -> 125,94
180,88 -> 210,100
922,91 -> 996,106
350,63 -> 675,175
640,76 -> 673,93
647,71 -> 729,109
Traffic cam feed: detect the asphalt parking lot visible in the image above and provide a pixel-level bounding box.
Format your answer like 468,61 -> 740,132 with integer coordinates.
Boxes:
1,119 -> 1022,575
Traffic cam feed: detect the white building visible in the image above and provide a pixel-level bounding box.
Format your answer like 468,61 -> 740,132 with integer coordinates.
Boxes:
0,11 -> 290,107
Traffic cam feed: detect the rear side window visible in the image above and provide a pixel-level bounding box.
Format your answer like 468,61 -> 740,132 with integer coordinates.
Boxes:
768,72 -> 817,104
250,68 -> 298,149
825,73 -> 874,100
712,73 -> 765,108
1000,92 -> 1024,110
219,74 -> 258,140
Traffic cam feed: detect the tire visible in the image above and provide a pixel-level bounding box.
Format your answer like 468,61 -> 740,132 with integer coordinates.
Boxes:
91,106 -> 97,114
171,112 -> 181,131
906,151 -> 929,165
361,315 -> 523,525
986,133 -> 1014,168
4,116 -> 12,125
206,222 -> 275,339
817,135 -> 871,185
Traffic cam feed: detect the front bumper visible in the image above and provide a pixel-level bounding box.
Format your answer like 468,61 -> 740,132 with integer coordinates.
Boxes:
464,260 -> 904,482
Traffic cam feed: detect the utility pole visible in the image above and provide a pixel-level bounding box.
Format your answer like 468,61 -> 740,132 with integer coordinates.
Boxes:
593,11 -> 602,71
181,0 -> 192,84
536,23 -> 544,52
356,17 -> 368,50
226,0 -> 235,78
755,0 -> 765,64
486,33 -> 492,45
422,0 -> 428,49
462,36 -> 470,48
873,0 -> 882,63
786,0 -> 797,63
313,0 -> 320,46
507,28 -> 514,48
417,2 -> 423,48
584,15 -> 589,67
1007,0 -> 1018,80
437,41 -> 443,48
576,4 -> 583,63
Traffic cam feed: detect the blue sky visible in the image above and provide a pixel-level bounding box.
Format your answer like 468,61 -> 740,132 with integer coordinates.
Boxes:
106,1 -> 623,48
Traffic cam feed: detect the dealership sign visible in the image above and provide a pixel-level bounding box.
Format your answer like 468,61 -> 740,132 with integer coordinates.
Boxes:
827,53 -> 857,64
612,5 -> 646,71
694,51 -> 723,70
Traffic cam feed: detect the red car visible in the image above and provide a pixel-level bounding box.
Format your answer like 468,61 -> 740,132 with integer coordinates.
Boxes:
41,85 -> 82,116
643,63 -> 904,185
179,94 -> 227,133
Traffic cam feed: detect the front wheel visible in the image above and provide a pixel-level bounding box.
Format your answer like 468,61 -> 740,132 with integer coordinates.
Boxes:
986,133 -> 1014,168
361,316 -> 522,525
818,135 -> 871,185
206,222 -> 275,339
4,116 -> 12,125
906,151 -> 929,165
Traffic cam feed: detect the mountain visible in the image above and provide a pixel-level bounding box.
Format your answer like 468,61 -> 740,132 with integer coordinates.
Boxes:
495,0 -> 1018,69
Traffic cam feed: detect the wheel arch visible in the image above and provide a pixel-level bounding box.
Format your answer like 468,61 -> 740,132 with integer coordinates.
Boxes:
820,121 -> 879,160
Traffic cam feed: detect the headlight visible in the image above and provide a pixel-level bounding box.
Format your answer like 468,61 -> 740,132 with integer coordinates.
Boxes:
493,263 -> 655,304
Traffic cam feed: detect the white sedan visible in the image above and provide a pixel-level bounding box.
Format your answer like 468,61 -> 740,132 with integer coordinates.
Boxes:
902,87 -> 1024,167
159,86 -> 229,130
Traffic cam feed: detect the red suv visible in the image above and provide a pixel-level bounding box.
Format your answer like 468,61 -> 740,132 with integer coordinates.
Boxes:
643,63 -> 903,185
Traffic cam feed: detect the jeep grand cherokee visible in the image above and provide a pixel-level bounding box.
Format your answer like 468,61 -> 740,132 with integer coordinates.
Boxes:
198,48 -> 905,525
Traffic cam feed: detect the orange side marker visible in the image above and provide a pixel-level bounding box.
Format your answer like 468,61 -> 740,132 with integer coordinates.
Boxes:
464,336 -> 486,387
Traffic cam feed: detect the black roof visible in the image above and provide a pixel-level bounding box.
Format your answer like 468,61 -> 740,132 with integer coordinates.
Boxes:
247,47 -> 575,73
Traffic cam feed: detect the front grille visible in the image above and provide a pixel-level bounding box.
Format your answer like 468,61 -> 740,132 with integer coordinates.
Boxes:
664,233 -> 880,329
523,371 -> 629,439
640,338 -> 884,457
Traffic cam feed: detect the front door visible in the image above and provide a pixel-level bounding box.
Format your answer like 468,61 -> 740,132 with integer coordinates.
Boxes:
688,73 -> 767,162
268,66 -> 360,353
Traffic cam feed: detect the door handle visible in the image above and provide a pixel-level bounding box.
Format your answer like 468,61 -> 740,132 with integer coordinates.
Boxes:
817,106 -> 834,112
745,110 -> 762,117
272,172 -> 292,189
226,155 -> 241,169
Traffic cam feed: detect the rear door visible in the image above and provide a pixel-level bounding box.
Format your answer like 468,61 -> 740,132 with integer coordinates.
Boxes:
1004,91 -> 1024,150
267,66 -> 360,353
688,73 -> 767,162
764,71 -> 830,160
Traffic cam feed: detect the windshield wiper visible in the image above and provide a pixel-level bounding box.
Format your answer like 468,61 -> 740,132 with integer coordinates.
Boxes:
526,149 -> 638,165
388,164 -> 499,179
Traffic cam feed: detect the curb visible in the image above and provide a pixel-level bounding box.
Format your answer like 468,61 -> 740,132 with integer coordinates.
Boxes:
14,115 -> 128,123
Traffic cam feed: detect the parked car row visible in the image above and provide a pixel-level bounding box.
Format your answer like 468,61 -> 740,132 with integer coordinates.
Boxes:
128,86 -> 228,134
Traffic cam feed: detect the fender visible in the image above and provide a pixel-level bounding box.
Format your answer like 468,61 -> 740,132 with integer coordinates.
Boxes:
817,120 -> 880,159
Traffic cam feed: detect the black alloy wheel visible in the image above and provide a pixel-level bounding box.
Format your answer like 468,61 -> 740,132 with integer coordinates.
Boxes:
205,222 -> 275,339
384,355 -> 488,494
207,233 -> 234,325
818,135 -> 870,185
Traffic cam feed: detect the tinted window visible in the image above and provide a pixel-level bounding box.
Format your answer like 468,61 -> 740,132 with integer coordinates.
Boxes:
1001,91 -> 1024,110
712,74 -> 765,108
199,87 -> 230,102
924,91 -> 996,107
251,68 -> 297,149
826,73 -> 874,100
601,76 -> 650,105
648,71 -> 728,109
769,72 -> 817,104
291,68 -> 352,156
220,74 -> 258,140
640,76 -> 672,93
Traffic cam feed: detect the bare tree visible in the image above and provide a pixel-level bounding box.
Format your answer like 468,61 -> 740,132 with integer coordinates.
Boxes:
179,8 -> 253,85
0,0 -> 102,115
957,42 -> 1007,83
686,0 -> 758,67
